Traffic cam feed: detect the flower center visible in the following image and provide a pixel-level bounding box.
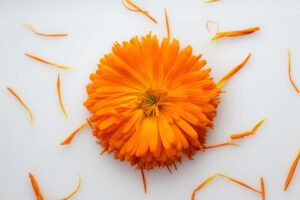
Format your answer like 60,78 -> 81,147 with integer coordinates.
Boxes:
141,90 -> 165,116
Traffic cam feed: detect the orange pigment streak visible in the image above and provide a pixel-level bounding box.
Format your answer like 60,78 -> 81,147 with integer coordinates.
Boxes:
284,149 -> 300,191
7,87 -> 33,125
191,174 -> 261,200
217,53 -> 251,89
60,121 -> 88,145
122,0 -> 157,24
230,118 -> 266,140
57,73 -> 69,119
29,173 -> 45,200
23,24 -> 68,37
25,53 -> 72,70
211,26 -> 260,41
287,48 -> 300,93
59,176 -> 81,200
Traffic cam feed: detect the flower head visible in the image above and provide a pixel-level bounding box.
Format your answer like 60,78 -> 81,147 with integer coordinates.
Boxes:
84,33 -> 220,170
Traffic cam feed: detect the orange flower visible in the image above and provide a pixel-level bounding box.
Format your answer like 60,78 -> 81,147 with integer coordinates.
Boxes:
84,33 -> 249,170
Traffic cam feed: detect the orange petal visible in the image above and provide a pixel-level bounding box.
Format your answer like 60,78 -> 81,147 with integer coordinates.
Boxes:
205,0 -> 220,3
251,118 -> 266,133
29,172 -> 45,200
219,174 -> 261,193
217,53 -> 251,89
57,73 -> 69,119
164,8 -> 170,40
260,177 -> 265,200
204,141 -> 239,150
191,173 -> 261,200
211,26 -> 260,41
122,0 -> 157,24
191,174 -> 218,200
284,149 -> 300,191
59,176 -> 81,200
25,53 -> 72,70
230,118 -> 266,140
287,48 -> 300,93
60,121 -> 88,145
7,87 -> 33,126
23,23 -> 68,37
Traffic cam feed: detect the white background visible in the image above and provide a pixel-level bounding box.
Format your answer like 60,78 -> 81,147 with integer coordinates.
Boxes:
0,0 -> 300,199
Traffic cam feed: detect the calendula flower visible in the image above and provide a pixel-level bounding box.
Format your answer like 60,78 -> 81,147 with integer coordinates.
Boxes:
84,33 -> 248,171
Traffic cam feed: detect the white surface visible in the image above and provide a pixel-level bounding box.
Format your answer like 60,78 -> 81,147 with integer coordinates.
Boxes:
1,0 -> 300,199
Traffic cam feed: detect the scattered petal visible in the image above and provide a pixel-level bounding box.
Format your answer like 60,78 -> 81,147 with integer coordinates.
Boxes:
205,0 -> 220,3
191,173 -> 261,200
217,53 -> 251,89
59,176 -> 81,200
29,172 -> 45,200
57,73 -> 69,119
25,53 -> 72,70
230,118 -> 266,140
23,23 -> 68,37
122,0 -> 157,24
211,26 -> 260,41
284,149 -> 300,191
60,121 -> 88,145
260,177 -> 265,200
164,8 -> 170,40
204,141 -> 239,150
7,87 -> 33,125
287,48 -> 300,93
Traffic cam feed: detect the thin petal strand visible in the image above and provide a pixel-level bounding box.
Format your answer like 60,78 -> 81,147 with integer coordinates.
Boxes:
211,26 -> 260,41
284,149 -> 300,191
191,174 -> 261,200
57,73 -> 69,119
23,23 -> 68,37
287,48 -> 300,93
59,176 -> 81,200
7,87 -> 33,125
122,0 -> 157,24
230,118 -> 266,140
260,177 -> 265,200
61,121 -> 88,145
217,53 -> 251,89
29,173 -> 45,200
164,8 -> 170,40
204,141 -> 239,149
25,53 -> 72,70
